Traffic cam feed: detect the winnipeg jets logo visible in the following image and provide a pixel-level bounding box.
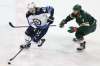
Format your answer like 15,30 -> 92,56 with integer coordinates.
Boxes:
33,19 -> 41,26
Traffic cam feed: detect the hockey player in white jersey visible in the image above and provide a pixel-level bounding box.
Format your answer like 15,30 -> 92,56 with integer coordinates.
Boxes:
20,2 -> 54,49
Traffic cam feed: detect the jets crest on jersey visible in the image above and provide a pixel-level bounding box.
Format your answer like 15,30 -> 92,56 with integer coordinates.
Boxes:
27,13 -> 49,28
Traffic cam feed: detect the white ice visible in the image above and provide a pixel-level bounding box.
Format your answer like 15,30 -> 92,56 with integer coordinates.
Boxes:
0,0 -> 100,66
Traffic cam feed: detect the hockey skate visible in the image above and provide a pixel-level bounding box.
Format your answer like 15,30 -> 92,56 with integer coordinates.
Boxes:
20,43 -> 31,49
38,39 -> 45,47
77,41 -> 86,51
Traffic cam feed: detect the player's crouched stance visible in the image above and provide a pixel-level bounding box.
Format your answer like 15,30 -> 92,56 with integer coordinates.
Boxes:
59,4 -> 97,51
20,2 -> 54,49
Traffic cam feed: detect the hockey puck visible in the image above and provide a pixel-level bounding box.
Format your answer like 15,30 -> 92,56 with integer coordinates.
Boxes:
8,62 -> 11,65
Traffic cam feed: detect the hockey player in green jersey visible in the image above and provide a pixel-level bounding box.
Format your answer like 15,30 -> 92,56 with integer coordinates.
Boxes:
59,4 -> 97,51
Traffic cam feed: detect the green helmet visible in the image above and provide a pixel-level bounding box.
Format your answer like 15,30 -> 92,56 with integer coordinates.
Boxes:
73,4 -> 82,11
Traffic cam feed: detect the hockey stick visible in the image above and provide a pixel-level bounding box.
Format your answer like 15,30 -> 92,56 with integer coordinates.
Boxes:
9,22 -> 29,28
8,48 -> 23,64
9,22 -> 56,28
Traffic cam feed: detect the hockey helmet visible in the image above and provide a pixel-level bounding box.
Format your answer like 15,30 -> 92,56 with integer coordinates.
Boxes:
73,4 -> 82,11
27,2 -> 36,9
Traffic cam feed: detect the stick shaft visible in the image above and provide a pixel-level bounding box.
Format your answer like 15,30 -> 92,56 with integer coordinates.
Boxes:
10,49 -> 23,61
9,22 -> 56,28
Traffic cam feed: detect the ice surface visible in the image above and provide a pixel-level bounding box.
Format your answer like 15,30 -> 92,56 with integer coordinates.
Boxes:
0,0 -> 100,66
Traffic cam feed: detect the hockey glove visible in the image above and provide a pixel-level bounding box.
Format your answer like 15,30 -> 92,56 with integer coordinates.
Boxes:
59,19 -> 66,28
68,26 -> 77,33
47,16 -> 54,24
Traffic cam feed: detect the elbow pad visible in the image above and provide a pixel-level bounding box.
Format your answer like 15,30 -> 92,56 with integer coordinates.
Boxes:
65,15 -> 73,22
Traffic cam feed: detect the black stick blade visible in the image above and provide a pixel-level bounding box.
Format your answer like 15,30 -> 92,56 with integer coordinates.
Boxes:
9,22 -> 15,28
9,58 -> 13,61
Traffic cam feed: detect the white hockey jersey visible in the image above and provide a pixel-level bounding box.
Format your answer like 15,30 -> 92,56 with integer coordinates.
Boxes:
27,13 -> 49,28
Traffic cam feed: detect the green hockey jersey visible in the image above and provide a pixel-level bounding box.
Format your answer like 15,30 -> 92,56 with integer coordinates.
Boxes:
65,10 -> 96,26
